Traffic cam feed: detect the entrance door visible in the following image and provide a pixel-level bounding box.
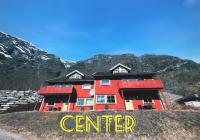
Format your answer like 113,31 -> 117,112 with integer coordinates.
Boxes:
125,99 -> 134,110
61,104 -> 68,112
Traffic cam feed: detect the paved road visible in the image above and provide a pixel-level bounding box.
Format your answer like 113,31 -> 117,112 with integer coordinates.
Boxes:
0,129 -> 26,140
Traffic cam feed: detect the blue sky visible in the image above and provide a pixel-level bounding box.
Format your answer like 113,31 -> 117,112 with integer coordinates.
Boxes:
0,0 -> 200,62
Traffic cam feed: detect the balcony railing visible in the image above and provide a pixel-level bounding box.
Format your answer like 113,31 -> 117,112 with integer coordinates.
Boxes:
119,79 -> 164,89
38,86 -> 73,95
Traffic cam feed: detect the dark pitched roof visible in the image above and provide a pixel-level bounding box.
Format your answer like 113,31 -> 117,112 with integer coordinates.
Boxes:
46,71 -> 156,83
66,70 -> 85,78
109,63 -> 131,71
46,75 -> 94,83
93,72 -> 156,77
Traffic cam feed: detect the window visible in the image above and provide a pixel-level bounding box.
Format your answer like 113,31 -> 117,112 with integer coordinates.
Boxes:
96,95 -> 105,103
107,95 -> 115,103
101,79 -> 110,86
69,73 -> 82,79
77,98 -> 84,106
82,83 -> 91,89
77,98 -> 93,106
86,98 -> 93,105
113,67 -> 127,74
47,100 -> 54,106
65,84 -> 72,87
96,95 -> 116,104
122,79 -> 139,81
54,84 -> 62,87
54,84 -> 72,87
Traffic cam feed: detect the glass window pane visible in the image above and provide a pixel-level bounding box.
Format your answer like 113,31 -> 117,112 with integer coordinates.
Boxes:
97,95 -> 105,103
82,83 -> 91,89
66,84 -> 72,87
48,100 -> 54,105
69,73 -> 82,79
107,95 -> 115,103
86,98 -> 93,105
77,98 -> 84,106
101,80 -> 110,85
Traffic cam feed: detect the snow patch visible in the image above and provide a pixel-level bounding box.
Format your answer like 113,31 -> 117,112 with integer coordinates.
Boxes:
66,64 -> 71,68
60,59 -> 70,68
60,59 -> 66,63
60,58 -> 76,69
23,47 -> 31,54
0,43 -> 8,49
61,59 -> 76,64
16,46 -> 26,53
12,40 -> 17,45
0,45 -> 6,52
0,52 -> 12,58
40,55 -> 50,61
67,60 -> 76,63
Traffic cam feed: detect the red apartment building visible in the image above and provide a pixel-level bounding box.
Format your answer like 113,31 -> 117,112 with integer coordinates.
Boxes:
38,63 -> 169,111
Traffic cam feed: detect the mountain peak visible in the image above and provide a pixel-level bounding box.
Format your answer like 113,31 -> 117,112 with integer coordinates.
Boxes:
0,31 -> 43,52
0,32 -> 67,90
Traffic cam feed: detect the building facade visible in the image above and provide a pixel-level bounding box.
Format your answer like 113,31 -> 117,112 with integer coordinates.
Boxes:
38,63 -> 169,111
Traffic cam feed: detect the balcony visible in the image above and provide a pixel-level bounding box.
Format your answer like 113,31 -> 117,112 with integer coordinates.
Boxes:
38,86 -> 73,95
119,79 -> 164,89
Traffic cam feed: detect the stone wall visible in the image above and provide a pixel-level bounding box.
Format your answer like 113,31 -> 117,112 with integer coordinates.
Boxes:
0,90 -> 42,113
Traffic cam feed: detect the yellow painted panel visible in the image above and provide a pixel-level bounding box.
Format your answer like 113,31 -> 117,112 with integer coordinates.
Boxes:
125,100 -> 134,110
61,104 -> 68,112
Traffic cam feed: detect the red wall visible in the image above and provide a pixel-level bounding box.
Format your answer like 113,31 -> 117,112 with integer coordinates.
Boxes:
94,80 -> 125,111
152,100 -> 163,110
132,100 -> 143,110
69,84 -> 94,111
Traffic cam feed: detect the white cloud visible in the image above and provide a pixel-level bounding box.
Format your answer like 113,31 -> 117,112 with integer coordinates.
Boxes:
183,0 -> 197,5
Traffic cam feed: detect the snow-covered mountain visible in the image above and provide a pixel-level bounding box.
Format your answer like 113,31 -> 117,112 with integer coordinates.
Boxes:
0,32 -> 75,64
0,32 -> 74,90
60,59 -> 76,69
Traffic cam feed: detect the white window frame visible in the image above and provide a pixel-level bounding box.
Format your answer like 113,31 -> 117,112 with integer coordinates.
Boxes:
96,95 -> 116,104
100,79 -> 110,86
85,98 -> 93,106
96,95 -> 105,104
82,83 -> 91,89
65,84 -> 73,87
69,73 -> 82,79
76,98 -> 94,106
113,66 -> 128,74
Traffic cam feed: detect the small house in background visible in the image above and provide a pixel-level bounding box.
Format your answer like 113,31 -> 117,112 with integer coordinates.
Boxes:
38,63 -> 170,112
175,94 -> 200,108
